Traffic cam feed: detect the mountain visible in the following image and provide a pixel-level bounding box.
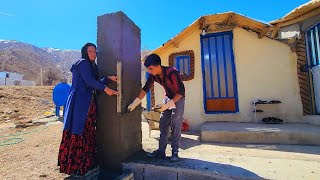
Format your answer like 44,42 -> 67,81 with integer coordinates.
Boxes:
42,48 -> 80,81
0,40 -> 80,85
0,40 -> 152,85
141,49 -> 152,59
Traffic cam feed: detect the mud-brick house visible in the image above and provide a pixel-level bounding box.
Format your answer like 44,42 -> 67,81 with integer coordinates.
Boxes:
271,0 -> 320,124
143,12 -> 305,130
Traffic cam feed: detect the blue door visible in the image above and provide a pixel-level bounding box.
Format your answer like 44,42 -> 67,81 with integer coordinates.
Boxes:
200,31 -> 239,113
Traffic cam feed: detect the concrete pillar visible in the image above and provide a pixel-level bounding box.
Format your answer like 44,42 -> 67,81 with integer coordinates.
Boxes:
96,11 -> 142,175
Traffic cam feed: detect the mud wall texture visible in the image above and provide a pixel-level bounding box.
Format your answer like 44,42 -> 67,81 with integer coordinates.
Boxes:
96,11 -> 142,172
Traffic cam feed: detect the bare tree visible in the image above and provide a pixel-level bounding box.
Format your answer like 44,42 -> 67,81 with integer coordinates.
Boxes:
43,68 -> 62,86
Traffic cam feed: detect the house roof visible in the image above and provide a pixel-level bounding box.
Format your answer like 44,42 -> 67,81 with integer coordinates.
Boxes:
270,0 -> 320,26
151,12 -> 276,56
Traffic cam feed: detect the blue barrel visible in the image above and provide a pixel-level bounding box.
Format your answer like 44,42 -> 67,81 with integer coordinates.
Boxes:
52,83 -> 71,106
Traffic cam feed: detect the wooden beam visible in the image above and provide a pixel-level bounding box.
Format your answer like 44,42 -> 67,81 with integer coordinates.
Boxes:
275,7 -> 320,27
199,17 -> 206,30
206,24 -> 236,33
204,13 -> 229,25
207,24 -> 218,31
227,13 -> 234,26
171,39 -> 179,48
258,26 -> 270,39
271,27 -> 280,38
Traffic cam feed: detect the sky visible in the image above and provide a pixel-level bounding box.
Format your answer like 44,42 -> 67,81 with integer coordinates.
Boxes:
0,0 -> 311,50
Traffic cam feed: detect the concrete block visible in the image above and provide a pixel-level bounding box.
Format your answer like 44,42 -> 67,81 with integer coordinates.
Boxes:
122,161 -> 263,180
96,11 -> 142,172
178,171 -> 225,180
201,122 -> 320,145
123,163 -> 144,180
115,172 -> 134,180
144,166 -> 177,180
304,115 -> 320,126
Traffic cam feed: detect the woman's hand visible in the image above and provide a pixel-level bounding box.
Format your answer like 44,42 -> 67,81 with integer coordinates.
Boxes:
104,87 -> 119,96
107,76 -> 118,82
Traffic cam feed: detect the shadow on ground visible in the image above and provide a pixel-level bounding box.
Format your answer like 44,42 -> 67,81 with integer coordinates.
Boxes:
157,130 -> 320,155
210,143 -> 320,155
124,152 -> 264,180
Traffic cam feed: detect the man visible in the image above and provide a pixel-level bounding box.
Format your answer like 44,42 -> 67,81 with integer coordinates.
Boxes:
128,54 -> 185,162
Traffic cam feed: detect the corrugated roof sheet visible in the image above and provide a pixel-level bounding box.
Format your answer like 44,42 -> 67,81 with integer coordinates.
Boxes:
270,0 -> 320,25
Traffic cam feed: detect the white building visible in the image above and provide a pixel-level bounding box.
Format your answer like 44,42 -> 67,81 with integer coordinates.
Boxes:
0,71 -> 35,86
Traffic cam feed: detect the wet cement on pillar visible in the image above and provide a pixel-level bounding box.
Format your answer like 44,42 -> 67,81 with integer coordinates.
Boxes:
96,11 -> 142,174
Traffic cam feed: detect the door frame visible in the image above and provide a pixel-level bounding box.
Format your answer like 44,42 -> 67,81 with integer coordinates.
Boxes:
145,72 -> 151,111
200,31 -> 239,114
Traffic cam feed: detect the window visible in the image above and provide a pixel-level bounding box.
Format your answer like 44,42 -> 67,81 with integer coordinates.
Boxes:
168,50 -> 195,81
174,56 -> 190,76
306,23 -> 320,67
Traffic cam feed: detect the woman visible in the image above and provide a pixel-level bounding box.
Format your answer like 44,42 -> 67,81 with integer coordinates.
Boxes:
58,43 -> 118,176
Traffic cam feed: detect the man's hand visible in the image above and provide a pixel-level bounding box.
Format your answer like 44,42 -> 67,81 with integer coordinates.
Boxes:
108,76 -> 118,82
156,100 -> 175,112
104,87 -> 119,96
128,97 -> 142,112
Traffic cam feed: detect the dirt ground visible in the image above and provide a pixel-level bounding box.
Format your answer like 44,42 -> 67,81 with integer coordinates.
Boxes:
0,119 -> 320,180
0,86 -> 65,179
0,87 -> 320,179
0,117 -> 320,180
0,120 -> 67,180
0,86 -> 55,126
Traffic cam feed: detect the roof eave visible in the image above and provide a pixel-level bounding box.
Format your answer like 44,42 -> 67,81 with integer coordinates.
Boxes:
151,12 -> 275,57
